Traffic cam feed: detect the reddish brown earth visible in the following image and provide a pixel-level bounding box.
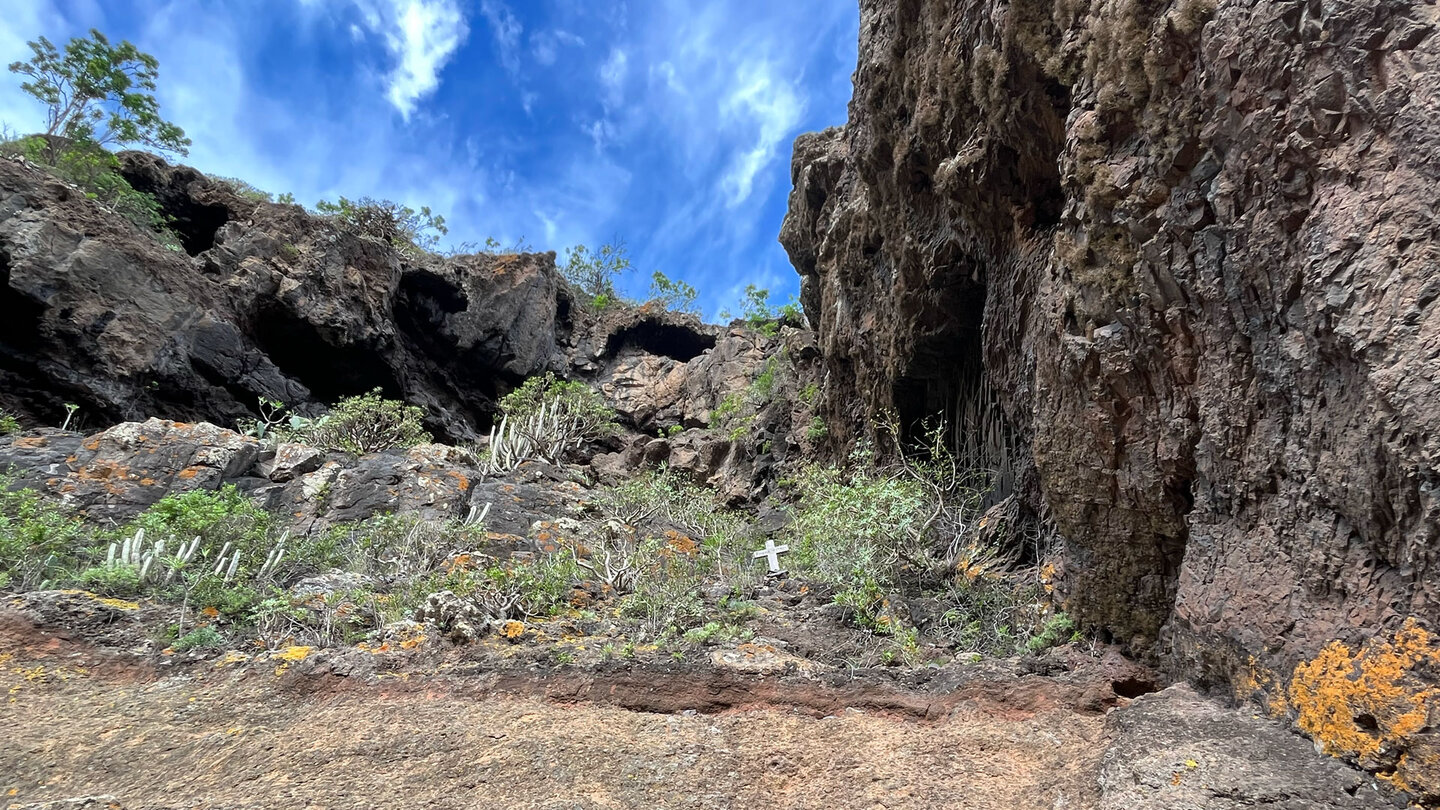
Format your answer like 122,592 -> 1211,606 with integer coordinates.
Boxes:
1,613 -> 1107,810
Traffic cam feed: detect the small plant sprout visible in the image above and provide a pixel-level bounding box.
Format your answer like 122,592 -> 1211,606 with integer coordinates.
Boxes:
60,403 -> 79,431
241,397 -> 287,440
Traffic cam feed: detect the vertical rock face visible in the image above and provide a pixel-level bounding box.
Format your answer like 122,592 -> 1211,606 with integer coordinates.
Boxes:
783,0 -> 1439,794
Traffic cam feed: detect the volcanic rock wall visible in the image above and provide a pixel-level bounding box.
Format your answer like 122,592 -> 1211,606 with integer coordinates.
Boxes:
782,0 -> 1439,795
0,152 -> 738,446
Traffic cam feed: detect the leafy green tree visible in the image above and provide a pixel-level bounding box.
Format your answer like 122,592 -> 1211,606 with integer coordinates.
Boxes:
7,29 -> 190,156
735,285 -> 803,334
562,241 -> 631,299
647,270 -> 699,315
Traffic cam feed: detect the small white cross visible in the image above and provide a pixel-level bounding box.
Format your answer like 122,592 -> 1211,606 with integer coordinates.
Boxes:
752,538 -> 790,573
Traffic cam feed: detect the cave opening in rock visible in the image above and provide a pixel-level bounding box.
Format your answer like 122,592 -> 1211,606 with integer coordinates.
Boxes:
117,166 -> 230,256
166,201 -> 229,256
0,249 -> 43,357
398,271 -> 468,319
251,304 -> 402,405
890,290 -> 1023,513
391,271 -> 517,436
604,319 -> 717,363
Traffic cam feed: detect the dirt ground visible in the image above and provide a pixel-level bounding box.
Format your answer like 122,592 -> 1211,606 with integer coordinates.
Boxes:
1,611 -> 1110,810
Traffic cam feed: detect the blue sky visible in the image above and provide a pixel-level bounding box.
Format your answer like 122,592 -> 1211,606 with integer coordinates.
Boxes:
0,0 -> 858,318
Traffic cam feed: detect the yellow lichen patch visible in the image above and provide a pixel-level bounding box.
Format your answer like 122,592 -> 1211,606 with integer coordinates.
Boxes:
663,531 -> 698,555
214,651 -> 250,668
399,635 -> 426,650
56,590 -> 140,611
274,645 -> 314,662
502,620 -> 525,640
1288,619 -> 1440,792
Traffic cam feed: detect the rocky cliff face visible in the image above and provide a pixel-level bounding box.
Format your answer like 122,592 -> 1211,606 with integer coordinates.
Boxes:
783,0 -> 1439,796
0,155 -> 662,433
0,151 -> 819,499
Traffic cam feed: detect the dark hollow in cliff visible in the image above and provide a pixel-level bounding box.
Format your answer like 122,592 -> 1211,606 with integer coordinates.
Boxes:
251,302 -> 402,405
603,318 -> 717,363
117,156 -> 231,256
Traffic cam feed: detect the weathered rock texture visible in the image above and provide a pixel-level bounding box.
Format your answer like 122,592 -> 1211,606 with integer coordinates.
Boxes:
0,153 -> 784,447
782,0 -> 1438,797
1100,685 -> 1395,809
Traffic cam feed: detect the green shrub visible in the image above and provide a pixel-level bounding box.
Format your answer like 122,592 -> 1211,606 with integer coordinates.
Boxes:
480,374 -> 618,473
249,587 -> 379,648
172,625 -> 224,652
9,136 -> 179,248
786,464 -> 933,590
735,285 -> 802,335
0,478 -> 90,589
500,374 -> 615,431
682,620 -> 752,646
75,563 -> 142,596
932,575 -> 1047,658
315,196 -> 447,257
647,270 -> 699,314
394,550 -> 578,623
213,176 -> 274,203
806,416 -> 828,441
751,356 -> 780,402
329,513 -> 485,580
187,577 -> 262,620
286,389 -> 431,454
710,394 -> 743,427
127,485 -> 273,566
0,410 -> 19,435
1026,612 -> 1078,653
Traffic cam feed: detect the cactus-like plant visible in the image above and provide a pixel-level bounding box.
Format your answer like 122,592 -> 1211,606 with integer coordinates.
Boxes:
105,527 -> 201,584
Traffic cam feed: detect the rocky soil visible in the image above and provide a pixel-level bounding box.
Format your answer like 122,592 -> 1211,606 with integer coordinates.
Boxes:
0,596 -> 1397,810
781,0 -> 1440,797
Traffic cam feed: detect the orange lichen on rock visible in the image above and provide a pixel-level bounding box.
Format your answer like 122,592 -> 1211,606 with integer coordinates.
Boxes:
663,531 -> 698,555
1287,619 -> 1439,794
502,620 -> 525,640
1234,655 -> 1288,718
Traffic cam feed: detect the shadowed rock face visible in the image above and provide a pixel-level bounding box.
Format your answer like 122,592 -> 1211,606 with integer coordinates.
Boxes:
0,152 -> 574,442
0,150 -> 815,501
0,153 -> 740,446
782,0 -> 1439,795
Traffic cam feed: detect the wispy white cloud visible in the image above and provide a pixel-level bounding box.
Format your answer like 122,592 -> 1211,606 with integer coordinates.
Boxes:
479,0 -> 522,75
354,0 -> 470,119
719,61 -> 803,207
599,47 -> 628,107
